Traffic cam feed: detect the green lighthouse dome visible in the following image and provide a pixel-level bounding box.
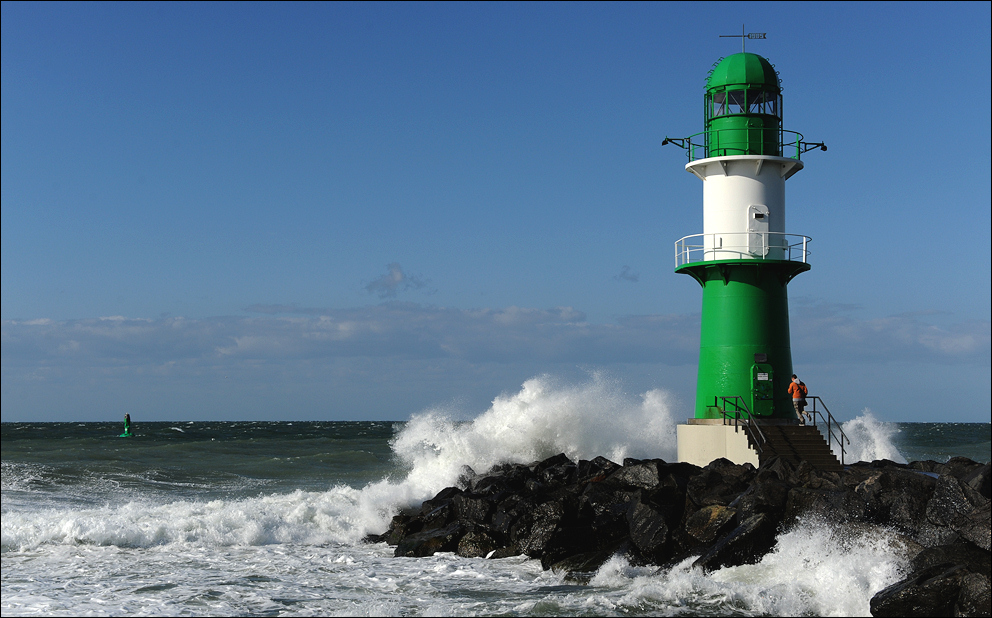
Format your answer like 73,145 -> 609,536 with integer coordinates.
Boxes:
706,52 -> 780,94
704,52 -> 783,157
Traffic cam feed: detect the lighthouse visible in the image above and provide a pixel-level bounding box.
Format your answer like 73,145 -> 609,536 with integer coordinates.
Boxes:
665,50 -> 830,467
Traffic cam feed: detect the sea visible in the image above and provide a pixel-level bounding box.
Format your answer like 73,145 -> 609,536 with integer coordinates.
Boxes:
3,376 -> 990,616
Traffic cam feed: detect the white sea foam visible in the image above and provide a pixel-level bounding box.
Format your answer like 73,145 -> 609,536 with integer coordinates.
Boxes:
838,410 -> 907,464
388,374 -> 678,500
588,517 -> 910,617
348,373 -> 680,542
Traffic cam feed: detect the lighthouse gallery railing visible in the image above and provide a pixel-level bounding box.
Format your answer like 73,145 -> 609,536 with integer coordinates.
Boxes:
675,232 -> 811,268
662,128 -> 826,162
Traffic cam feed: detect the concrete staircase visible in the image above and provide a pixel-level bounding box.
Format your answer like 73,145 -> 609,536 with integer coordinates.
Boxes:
748,424 -> 843,472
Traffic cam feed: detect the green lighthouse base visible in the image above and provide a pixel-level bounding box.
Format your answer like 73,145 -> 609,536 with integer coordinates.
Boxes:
677,258 -> 809,421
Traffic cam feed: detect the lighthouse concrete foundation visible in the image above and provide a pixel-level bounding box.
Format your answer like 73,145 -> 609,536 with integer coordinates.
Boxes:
676,420 -> 759,468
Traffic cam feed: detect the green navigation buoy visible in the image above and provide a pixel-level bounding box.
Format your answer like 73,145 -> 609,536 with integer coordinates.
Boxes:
119,413 -> 133,437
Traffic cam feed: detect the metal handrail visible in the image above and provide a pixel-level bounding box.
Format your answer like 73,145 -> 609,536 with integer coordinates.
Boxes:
715,395 -> 767,454
675,232 -> 811,268
663,128 -> 811,162
805,396 -> 850,466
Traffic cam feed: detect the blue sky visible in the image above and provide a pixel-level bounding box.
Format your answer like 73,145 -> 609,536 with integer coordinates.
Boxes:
2,2 -> 990,423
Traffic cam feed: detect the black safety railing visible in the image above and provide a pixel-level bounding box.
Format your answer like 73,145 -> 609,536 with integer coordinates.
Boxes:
804,396 -> 850,466
714,395 -> 767,455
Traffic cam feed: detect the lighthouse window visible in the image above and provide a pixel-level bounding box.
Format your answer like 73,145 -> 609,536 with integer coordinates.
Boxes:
711,92 -> 727,117
709,90 -> 779,118
748,91 -> 779,116
710,90 -> 749,117
726,90 -> 746,114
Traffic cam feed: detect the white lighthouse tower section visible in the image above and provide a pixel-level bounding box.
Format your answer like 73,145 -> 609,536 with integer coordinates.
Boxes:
685,155 -> 803,261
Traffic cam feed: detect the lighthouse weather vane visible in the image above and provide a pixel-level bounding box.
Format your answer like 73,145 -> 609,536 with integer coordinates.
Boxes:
720,24 -> 766,53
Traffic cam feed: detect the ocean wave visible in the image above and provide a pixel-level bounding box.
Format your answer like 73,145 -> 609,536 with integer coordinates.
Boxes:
588,517 -> 910,617
838,410 -> 907,464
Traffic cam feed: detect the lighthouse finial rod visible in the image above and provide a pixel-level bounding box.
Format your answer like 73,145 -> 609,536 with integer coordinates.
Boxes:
719,24 -> 767,53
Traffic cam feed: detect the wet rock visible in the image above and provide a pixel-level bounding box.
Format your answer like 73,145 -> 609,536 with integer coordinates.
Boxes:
755,456 -> 799,484
935,457 -> 986,482
533,453 -> 572,475
870,562 -> 966,617
954,502 -> 992,552
686,458 -> 756,507
539,460 -> 578,488
732,478 -> 789,522
368,452 -> 989,587
519,500 -> 566,557
691,513 -> 777,571
577,456 -> 621,481
784,486 -> 860,523
962,463 -> 992,500
394,522 -> 466,557
489,543 -> 522,559
626,497 -> 669,557
452,493 -> 493,525
917,523 -> 961,548
685,504 -> 737,545
384,512 -> 422,545
911,542 -> 991,577
491,494 -> 533,539
457,528 -> 499,558
957,572 -> 991,618
928,474 -> 978,527
547,539 -> 636,580
604,460 -> 662,489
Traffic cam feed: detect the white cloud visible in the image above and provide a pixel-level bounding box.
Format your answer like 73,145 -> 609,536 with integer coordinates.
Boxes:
365,263 -> 431,298
2,303 -> 988,421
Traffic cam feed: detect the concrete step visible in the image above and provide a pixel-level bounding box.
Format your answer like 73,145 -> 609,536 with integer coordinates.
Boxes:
750,424 -> 842,472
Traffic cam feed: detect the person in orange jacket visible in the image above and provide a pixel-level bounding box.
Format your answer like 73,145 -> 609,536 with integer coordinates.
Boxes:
788,375 -> 809,424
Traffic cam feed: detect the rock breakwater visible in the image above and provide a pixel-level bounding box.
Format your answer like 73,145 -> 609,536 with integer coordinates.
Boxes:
367,453 -> 991,616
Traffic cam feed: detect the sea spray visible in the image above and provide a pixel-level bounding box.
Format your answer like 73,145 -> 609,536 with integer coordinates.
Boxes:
587,518 -> 909,617
838,410 -> 907,464
391,374 -> 678,489
357,374 -> 680,539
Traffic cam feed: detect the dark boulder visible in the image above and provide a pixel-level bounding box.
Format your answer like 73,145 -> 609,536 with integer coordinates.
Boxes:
604,460 -> 662,490
911,542 -> 991,577
954,502 -> 991,552
491,494 -> 534,541
732,477 -> 789,522
870,563 -> 966,617
935,457 -> 986,482
687,458 -> 756,507
691,513 -> 778,571
457,528 -> 499,558
685,504 -> 737,545
394,522 -> 466,557
626,496 -> 670,558
546,539 -> 634,582
577,456 -> 621,481
957,572 -> 991,618
519,500 -> 566,557
368,450 -> 988,597
962,463 -> 992,500
452,493 -> 494,525
928,474 -> 979,527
